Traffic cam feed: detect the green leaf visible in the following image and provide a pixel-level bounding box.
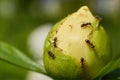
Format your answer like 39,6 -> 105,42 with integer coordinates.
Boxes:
93,57 -> 120,80
0,41 -> 47,75
102,68 -> 120,80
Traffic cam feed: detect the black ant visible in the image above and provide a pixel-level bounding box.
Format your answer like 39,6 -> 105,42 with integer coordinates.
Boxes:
48,51 -> 55,59
81,22 -> 91,27
53,37 -> 57,47
80,57 -> 85,68
85,39 -> 95,48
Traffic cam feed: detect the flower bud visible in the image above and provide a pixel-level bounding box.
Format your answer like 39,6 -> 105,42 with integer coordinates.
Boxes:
43,6 -> 112,80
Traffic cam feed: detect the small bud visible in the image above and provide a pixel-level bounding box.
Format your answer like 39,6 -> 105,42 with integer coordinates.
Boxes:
43,6 -> 112,80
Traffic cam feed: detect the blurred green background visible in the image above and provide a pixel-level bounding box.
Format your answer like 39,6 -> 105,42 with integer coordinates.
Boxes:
0,0 -> 120,80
